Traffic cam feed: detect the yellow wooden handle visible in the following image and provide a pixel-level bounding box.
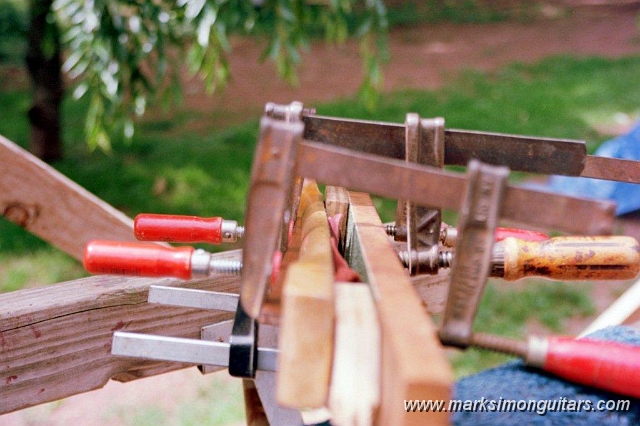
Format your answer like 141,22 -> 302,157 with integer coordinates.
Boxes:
501,236 -> 639,281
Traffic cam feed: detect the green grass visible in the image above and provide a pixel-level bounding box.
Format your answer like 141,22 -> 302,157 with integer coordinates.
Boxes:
450,280 -> 596,378
105,375 -> 245,426
2,54 -> 640,415
386,0 -> 513,27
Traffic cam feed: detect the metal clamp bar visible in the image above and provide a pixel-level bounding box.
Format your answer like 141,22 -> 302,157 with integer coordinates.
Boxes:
301,114 -> 588,176
394,115 -> 446,274
395,113 -> 422,272
296,140 -> 616,235
111,331 -> 278,372
148,285 -> 239,312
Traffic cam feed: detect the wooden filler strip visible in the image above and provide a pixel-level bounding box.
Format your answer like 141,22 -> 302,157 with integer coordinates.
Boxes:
276,180 -> 335,409
344,191 -> 453,426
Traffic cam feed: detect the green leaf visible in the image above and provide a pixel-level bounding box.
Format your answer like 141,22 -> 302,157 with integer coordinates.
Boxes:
50,0 -> 388,152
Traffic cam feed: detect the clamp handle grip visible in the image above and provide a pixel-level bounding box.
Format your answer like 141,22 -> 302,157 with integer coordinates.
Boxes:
134,214 -> 224,244
543,336 -> 640,398
500,236 -> 639,281
84,240 -> 194,279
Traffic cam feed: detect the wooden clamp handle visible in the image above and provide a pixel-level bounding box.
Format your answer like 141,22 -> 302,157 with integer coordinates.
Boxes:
499,236 -> 639,281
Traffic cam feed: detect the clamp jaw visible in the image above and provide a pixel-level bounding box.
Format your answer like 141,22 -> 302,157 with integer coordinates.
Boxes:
436,159 -> 640,398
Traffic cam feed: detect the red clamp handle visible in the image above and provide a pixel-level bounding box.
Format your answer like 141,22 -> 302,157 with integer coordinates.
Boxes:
544,336 -> 640,398
495,227 -> 548,242
134,214 -> 224,244
84,240 -> 194,279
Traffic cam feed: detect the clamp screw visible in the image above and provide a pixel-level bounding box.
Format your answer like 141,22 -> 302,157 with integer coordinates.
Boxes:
397,249 -> 453,270
210,258 -> 243,276
385,224 -> 397,237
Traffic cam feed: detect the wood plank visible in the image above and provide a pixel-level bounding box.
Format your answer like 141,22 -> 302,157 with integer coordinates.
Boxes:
0,134 -> 144,261
580,277 -> 640,336
277,181 -> 335,409
0,250 -> 241,414
329,283 -> 380,426
345,192 -> 452,426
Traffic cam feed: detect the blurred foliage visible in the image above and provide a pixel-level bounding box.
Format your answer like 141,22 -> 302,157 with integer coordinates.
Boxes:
50,0 -> 388,150
0,0 -> 28,62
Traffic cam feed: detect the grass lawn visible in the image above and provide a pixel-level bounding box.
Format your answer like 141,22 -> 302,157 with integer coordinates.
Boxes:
1,54 -> 639,420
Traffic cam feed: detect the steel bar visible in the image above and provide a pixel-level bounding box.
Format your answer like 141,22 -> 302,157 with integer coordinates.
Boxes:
112,331 -> 278,372
444,129 -> 587,175
582,156 -> 640,183
148,285 -> 239,312
200,321 -> 280,375
296,141 -> 616,235
303,114 -> 640,183
302,115 -> 587,175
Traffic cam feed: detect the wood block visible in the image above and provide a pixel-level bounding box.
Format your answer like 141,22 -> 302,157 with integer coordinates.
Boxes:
581,278 -> 640,336
277,180 -> 335,409
329,283 -> 380,426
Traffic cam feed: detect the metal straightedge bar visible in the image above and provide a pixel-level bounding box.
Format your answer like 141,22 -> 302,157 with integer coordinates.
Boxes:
148,285 -> 239,312
111,331 -> 278,372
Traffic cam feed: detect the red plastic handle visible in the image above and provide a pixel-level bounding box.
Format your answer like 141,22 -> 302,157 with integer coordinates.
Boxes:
544,336 -> 640,398
495,227 -> 548,242
84,240 -> 194,279
134,214 -> 223,244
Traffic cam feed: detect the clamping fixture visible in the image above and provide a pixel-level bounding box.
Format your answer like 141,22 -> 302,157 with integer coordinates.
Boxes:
81,101 -> 640,419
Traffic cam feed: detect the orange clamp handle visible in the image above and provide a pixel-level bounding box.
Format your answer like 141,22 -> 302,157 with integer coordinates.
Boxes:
544,336 -> 640,398
84,240 -> 194,279
134,214 -> 223,244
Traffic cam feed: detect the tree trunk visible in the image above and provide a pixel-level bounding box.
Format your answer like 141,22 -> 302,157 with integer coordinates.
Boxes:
26,0 -> 63,162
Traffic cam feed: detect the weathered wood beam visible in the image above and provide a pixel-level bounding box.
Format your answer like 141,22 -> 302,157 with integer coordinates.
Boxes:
345,192 -> 452,426
0,250 -> 241,414
0,134 -> 147,261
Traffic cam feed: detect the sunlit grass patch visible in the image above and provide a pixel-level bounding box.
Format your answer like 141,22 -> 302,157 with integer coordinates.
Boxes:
0,247 -> 85,292
450,280 -> 596,378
